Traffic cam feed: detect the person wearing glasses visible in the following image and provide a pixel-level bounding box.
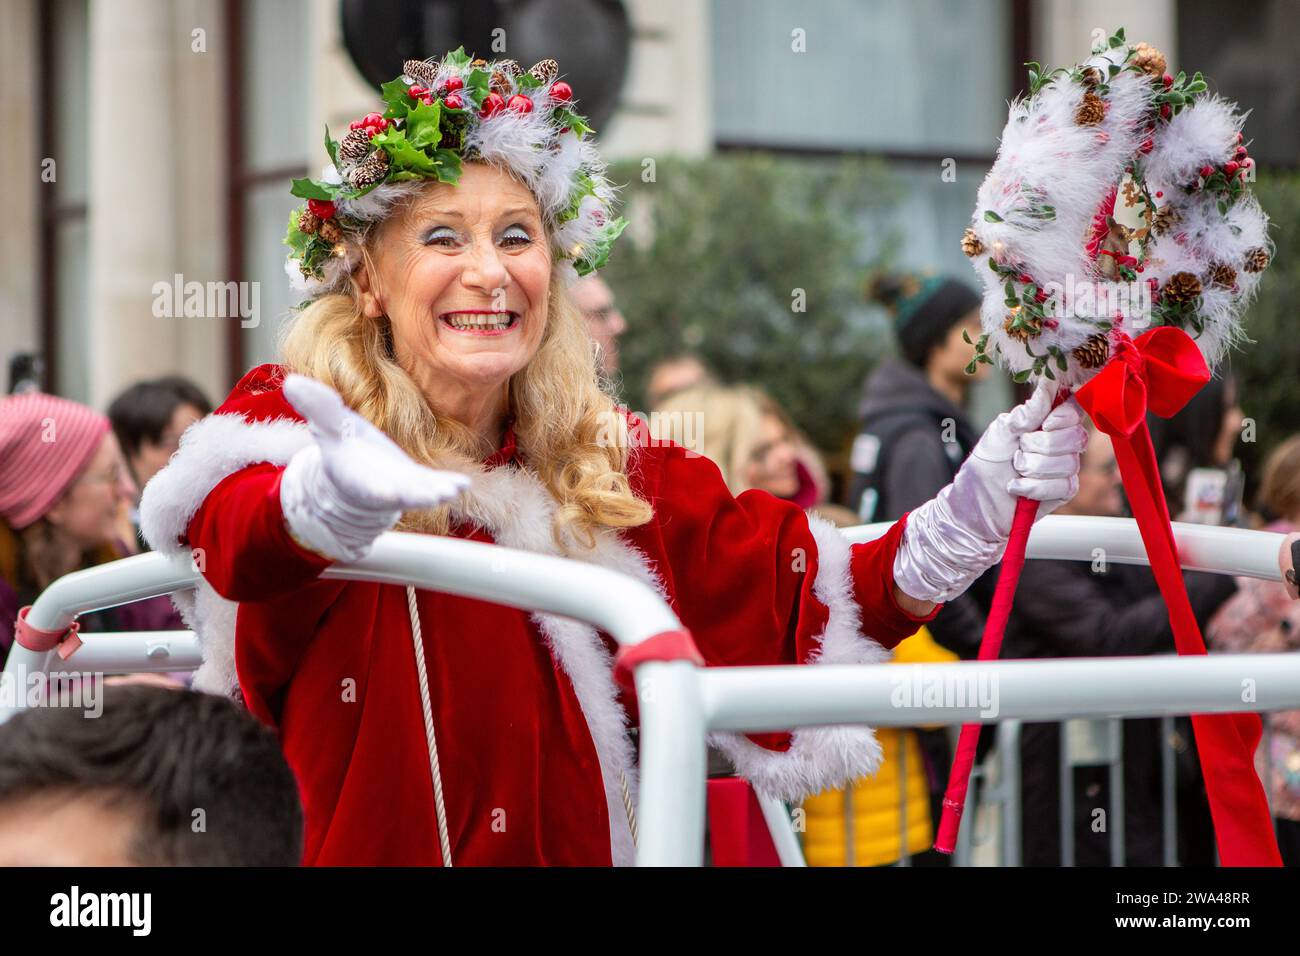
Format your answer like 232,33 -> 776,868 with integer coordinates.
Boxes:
571,275 -> 628,376
0,392 -> 180,667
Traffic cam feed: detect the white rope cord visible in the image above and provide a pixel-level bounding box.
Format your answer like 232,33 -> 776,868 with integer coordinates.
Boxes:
620,770 -> 638,847
406,585 -> 453,867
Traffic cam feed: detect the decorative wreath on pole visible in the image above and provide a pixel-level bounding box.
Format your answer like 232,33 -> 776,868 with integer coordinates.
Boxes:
937,28 -> 1281,866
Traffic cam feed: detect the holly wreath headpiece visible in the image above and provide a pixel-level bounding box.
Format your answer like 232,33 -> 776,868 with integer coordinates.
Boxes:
285,47 -> 628,301
960,28 -> 1272,387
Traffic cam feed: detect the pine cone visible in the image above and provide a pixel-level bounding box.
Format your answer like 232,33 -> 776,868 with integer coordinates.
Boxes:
1003,310 -> 1042,343
339,127 -> 373,165
960,227 -> 984,258
1081,66 -> 1103,87
528,59 -> 559,86
470,58 -> 488,68
497,59 -> 523,77
1162,271 -> 1202,305
490,70 -> 512,97
1244,247 -> 1271,272
348,150 -> 390,189
1151,205 -> 1180,236
298,209 -> 321,235
1076,90 -> 1106,126
1072,333 -> 1111,369
318,219 -> 343,244
1208,262 -> 1237,288
1131,42 -> 1167,78
403,59 -> 439,89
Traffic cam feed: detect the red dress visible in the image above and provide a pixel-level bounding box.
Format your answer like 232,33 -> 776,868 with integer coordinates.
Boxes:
139,365 -> 941,865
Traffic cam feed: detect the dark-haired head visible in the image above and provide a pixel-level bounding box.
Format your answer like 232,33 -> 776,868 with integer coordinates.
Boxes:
0,685 -> 302,865
108,377 -> 212,490
867,273 -> 983,370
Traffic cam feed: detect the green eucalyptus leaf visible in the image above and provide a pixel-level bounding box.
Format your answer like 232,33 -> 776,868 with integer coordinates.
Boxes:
984,209 -> 1004,223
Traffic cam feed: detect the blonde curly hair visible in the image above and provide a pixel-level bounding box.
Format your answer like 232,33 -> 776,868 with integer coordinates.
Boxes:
280,180 -> 652,551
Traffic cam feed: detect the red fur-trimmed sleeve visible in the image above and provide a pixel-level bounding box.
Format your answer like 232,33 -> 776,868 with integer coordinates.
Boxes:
623,439 -> 942,801
185,464 -> 332,603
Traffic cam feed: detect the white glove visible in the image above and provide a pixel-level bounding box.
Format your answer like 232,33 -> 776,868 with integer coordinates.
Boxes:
893,380 -> 1087,604
279,374 -> 471,562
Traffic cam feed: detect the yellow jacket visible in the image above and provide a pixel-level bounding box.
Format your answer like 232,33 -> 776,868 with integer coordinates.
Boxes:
801,626 -> 956,866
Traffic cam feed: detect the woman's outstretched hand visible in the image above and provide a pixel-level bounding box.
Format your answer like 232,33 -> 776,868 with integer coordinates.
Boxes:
892,380 -> 1087,606
279,374 -> 471,562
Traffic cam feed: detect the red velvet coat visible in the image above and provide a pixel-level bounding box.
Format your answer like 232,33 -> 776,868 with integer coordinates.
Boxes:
139,365 -> 941,865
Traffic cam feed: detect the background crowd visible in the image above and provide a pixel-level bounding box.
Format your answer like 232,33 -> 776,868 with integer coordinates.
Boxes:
1,0 -> 1298,867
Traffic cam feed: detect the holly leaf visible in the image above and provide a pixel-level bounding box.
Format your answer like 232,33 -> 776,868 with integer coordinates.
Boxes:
431,150 -> 463,184
381,78 -> 413,120
284,207 -> 311,254
290,178 -> 340,201
575,216 -> 629,276
404,99 -> 443,149
324,126 -> 339,167
382,136 -> 439,175
515,72 -> 542,91
553,107 -> 593,137
442,47 -> 471,71
465,68 -> 490,107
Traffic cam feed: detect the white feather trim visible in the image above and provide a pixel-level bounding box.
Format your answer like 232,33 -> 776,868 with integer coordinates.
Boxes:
965,38 -> 1270,387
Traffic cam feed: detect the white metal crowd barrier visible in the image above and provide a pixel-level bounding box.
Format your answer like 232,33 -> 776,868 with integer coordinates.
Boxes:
2,516 -> 1297,867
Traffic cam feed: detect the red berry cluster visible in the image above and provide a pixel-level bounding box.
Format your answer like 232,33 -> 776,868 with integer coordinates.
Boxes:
410,75 -> 466,110
348,112 -> 390,134
478,80 -> 573,120
1196,133 -> 1252,187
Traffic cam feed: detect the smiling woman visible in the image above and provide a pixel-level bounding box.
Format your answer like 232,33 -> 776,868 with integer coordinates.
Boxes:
138,48 -> 1086,867
280,162 -> 650,543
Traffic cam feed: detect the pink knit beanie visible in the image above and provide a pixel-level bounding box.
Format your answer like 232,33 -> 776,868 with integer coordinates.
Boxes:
0,392 -> 111,530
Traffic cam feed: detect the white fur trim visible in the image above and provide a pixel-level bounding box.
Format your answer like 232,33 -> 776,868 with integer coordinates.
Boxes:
707,515 -> 888,802
139,413 -> 312,697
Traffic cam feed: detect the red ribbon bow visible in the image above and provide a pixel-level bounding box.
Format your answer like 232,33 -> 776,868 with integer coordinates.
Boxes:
1072,323 -> 1280,866
1074,325 -> 1210,436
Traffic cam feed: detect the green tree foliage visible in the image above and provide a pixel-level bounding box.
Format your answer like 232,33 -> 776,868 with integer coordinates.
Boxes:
603,153 -> 902,452
1230,169 -> 1300,508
